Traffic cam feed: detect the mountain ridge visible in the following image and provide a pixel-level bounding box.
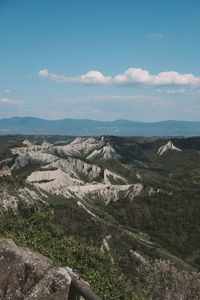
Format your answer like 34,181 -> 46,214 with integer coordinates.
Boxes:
1,117 -> 200,136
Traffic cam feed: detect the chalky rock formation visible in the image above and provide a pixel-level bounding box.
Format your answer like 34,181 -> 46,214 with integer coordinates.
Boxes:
157,140 -> 182,156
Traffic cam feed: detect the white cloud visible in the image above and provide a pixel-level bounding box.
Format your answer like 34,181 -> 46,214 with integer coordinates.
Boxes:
3,89 -> 11,94
74,71 -> 112,84
38,67 -> 200,88
38,69 -> 49,77
0,98 -> 23,105
38,69 -> 111,84
156,88 -> 186,94
113,68 -> 200,86
146,33 -> 164,39
87,95 -> 158,102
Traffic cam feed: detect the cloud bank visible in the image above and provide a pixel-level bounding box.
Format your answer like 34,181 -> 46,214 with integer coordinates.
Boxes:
156,88 -> 186,94
0,98 -> 23,105
3,89 -> 11,94
38,67 -> 200,88
54,94 -> 173,108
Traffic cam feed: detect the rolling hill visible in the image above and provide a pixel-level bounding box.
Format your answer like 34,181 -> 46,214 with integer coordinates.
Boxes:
1,117 -> 200,136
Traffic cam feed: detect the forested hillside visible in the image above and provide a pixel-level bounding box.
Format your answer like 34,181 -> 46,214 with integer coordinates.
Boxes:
0,135 -> 200,299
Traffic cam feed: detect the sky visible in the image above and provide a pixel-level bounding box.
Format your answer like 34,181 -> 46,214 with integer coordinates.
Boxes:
0,0 -> 200,122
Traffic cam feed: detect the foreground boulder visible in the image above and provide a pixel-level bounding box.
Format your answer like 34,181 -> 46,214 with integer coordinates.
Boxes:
0,238 -> 101,300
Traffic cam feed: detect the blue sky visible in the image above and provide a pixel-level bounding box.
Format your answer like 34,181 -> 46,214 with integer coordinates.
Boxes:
0,0 -> 200,121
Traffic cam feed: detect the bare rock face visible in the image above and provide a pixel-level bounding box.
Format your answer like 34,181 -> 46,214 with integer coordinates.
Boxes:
0,238 -> 71,300
157,140 -> 182,156
0,238 -> 101,300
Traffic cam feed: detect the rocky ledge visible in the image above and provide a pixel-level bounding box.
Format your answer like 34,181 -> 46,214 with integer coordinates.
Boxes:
0,238 -> 101,300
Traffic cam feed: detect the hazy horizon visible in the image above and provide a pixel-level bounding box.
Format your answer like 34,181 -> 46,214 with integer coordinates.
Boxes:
1,116 -> 200,123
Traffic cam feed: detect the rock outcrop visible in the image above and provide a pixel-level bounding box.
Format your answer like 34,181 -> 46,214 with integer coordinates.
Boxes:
157,140 -> 182,156
0,238 -> 101,300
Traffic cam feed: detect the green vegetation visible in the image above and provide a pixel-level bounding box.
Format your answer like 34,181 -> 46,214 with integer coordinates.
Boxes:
1,135 -> 200,299
137,259 -> 200,300
0,200 -> 136,299
106,190 -> 200,264
0,145 -> 14,161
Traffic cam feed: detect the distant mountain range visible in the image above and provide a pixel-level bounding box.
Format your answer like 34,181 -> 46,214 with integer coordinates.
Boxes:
0,117 -> 200,136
